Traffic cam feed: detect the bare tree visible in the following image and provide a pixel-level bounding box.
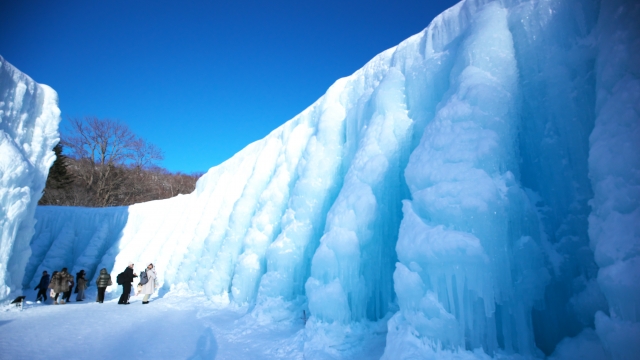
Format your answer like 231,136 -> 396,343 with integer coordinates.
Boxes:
130,138 -> 164,169
65,116 -> 136,166
61,117 -> 166,207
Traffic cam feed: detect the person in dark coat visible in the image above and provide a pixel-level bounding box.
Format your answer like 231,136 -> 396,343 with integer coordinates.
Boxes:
95,268 -> 112,303
118,262 -> 137,305
62,273 -> 74,303
75,270 -> 87,301
34,270 -> 50,302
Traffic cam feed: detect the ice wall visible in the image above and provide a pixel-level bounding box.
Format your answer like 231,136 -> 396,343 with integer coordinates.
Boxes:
23,0 -> 638,358
588,0 -> 640,358
0,56 -> 60,301
23,206 -> 129,290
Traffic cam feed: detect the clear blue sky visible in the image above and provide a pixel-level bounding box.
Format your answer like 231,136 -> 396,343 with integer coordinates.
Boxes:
0,0 -> 459,174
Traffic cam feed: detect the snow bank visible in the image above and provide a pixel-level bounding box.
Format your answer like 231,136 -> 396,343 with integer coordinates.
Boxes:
21,0 -> 639,358
0,56 -> 60,301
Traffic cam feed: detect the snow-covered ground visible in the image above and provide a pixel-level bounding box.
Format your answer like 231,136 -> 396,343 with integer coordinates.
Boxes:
0,286 -> 387,360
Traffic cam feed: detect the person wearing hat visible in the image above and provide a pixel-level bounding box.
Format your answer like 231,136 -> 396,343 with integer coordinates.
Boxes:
118,262 -> 137,305
140,263 -> 157,304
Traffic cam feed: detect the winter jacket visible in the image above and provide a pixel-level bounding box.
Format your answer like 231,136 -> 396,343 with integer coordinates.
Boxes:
141,268 -> 157,295
35,274 -> 50,290
75,272 -> 87,292
50,271 -> 74,293
120,266 -> 137,284
77,276 -> 88,291
96,269 -> 112,288
48,272 -> 58,289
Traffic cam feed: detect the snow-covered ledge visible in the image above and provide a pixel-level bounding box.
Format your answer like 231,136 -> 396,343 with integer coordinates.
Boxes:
0,55 -> 60,301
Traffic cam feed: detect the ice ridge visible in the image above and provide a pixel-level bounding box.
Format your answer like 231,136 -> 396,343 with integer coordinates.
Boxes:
0,56 -> 60,301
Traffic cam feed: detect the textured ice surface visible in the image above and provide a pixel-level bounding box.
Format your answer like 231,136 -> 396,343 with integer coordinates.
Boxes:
588,0 -> 640,358
0,56 -> 60,301
13,0 -> 640,358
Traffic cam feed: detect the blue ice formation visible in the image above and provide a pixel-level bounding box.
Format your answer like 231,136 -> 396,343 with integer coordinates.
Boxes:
0,56 -> 60,301
8,0 -> 640,358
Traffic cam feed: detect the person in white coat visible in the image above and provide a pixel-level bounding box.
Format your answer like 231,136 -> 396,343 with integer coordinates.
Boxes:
141,263 -> 157,304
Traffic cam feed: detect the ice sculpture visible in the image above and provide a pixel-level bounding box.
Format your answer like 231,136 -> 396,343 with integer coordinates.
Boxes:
17,0 -> 639,358
0,56 -> 60,301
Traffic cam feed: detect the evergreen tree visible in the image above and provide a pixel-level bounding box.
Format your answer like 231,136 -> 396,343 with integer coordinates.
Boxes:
39,143 -> 74,205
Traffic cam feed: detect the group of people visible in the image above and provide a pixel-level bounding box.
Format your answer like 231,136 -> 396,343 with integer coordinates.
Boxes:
34,267 -> 88,304
33,263 -> 157,305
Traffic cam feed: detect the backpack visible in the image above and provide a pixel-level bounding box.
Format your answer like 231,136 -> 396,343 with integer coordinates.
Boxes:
139,270 -> 148,285
116,272 -> 124,285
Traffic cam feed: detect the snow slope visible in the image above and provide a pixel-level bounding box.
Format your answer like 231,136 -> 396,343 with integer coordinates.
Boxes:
0,56 -> 60,301
11,0 -> 640,358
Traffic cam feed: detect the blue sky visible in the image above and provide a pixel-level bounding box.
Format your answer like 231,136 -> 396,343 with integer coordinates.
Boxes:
1,0 -> 458,173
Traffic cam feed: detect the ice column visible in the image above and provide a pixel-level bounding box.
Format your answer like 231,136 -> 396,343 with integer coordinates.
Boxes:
203,135 -> 282,299
0,56 -> 60,300
387,2 -> 548,356
180,144 -> 265,291
255,78 -> 350,314
306,67 -> 412,323
230,119 -> 314,305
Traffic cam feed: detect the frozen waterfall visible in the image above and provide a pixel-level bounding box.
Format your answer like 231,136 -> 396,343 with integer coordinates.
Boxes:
6,0 -> 639,358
